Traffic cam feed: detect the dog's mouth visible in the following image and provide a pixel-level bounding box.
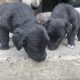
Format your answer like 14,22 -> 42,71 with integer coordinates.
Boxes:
47,39 -> 62,50
23,44 -> 46,62
30,54 -> 46,62
48,42 -> 59,50
26,49 -> 46,62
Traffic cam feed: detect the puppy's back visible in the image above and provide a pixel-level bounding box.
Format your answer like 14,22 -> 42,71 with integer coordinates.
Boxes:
0,3 -> 36,31
51,3 -> 75,19
0,2 -> 35,18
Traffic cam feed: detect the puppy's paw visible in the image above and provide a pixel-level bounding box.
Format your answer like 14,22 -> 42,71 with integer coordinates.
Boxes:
67,44 -> 75,49
0,45 -> 9,50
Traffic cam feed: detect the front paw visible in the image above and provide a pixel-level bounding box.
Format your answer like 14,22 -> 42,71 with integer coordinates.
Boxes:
67,44 -> 75,49
0,45 -> 9,50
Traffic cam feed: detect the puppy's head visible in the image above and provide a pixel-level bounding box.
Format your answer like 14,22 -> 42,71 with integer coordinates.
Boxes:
23,25 -> 49,62
45,18 -> 72,50
12,25 -> 49,62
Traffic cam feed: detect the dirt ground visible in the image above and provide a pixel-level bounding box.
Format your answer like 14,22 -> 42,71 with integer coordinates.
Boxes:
0,36 -> 80,80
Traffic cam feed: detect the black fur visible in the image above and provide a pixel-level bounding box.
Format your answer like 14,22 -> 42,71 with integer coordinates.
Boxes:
45,3 -> 80,50
0,3 -> 49,62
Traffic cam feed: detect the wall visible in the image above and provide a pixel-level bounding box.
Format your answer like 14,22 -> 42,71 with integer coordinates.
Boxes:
42,0 -> 70,12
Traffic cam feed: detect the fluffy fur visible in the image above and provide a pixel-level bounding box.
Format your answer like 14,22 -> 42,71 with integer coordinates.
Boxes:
45,3 -> 80,50
0,3 -> 49,62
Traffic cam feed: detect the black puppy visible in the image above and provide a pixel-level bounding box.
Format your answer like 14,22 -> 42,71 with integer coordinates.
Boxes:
0,3 -> 49,62
45,3 -> 80,50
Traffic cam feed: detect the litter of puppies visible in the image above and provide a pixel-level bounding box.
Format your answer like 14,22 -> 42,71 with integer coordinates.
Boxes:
0,2 -> 80,62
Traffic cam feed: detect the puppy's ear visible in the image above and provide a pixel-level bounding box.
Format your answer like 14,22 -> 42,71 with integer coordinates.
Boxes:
65,22 -> 72,35
12,29 -> 27,50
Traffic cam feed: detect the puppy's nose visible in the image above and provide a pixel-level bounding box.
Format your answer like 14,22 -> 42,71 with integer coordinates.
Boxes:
32,53 -> 46,62
48,43 -> 58,50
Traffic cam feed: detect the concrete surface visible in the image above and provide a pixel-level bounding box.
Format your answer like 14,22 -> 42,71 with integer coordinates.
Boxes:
0,37 -> 80,80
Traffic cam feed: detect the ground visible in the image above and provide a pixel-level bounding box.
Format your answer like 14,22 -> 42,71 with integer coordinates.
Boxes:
0,35 -> 80,80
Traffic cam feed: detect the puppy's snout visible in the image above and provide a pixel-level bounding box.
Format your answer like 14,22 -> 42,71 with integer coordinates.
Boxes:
31,53 -> 46,62
48,42 -> 59,50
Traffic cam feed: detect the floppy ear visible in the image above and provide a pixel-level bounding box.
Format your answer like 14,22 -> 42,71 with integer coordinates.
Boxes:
12,29 -> 27,50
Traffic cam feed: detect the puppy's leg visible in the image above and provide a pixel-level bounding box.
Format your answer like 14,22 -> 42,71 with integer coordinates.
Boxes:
0,29 -> 9,50
67,23 -> 78,49
77,27 -> 80,41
